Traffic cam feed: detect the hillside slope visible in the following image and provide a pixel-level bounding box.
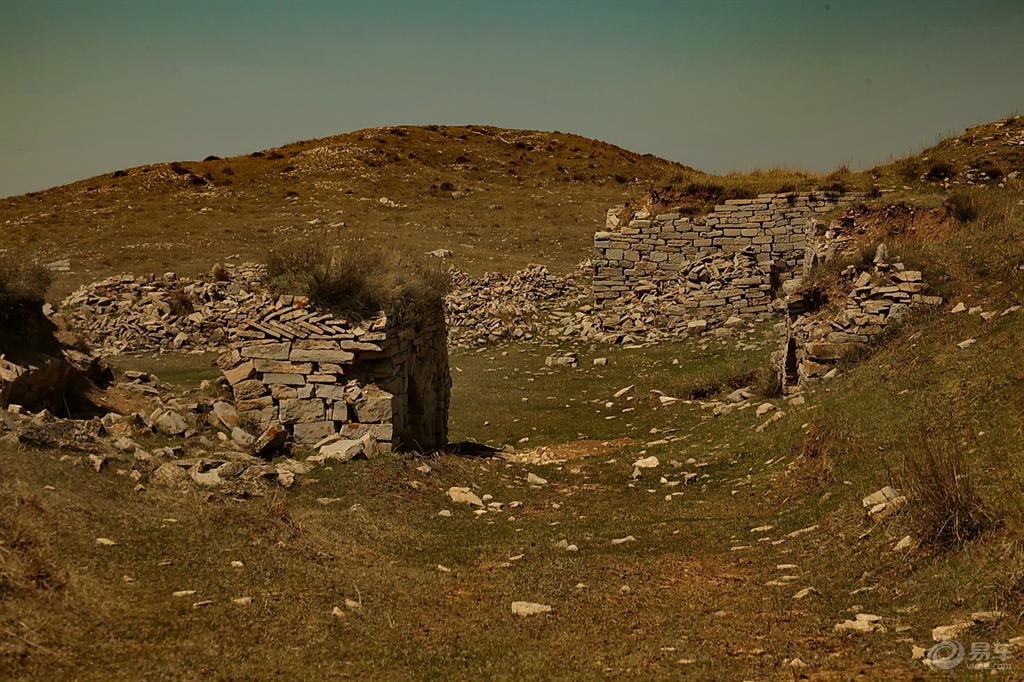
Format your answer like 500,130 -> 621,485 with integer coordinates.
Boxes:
1,125 -> 700,296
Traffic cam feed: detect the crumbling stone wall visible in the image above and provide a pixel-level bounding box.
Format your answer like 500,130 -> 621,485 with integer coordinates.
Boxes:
772,244 -> 943,391
592,192 -> 864,332
217,295 -> 449,452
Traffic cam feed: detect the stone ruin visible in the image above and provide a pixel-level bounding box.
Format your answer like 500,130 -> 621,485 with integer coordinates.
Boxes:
45,262 -> 451,453
773,242 -> 943,391
215,296 -> 449,452
0,287 -> 107,416
591,192 -> 864,334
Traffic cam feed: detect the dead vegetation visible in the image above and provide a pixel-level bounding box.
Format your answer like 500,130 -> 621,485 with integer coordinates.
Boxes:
267,242 -> 450,324
900,433 -> 991,550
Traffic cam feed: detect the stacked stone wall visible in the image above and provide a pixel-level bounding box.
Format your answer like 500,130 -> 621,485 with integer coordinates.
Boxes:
217,295 -> 449,452
592,192 -> 864,329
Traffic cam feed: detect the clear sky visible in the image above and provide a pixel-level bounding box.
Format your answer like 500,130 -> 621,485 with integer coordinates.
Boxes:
1,0 -> 1022,197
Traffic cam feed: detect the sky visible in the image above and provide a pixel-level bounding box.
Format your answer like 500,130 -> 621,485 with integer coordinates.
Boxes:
1,0 -> 1022,198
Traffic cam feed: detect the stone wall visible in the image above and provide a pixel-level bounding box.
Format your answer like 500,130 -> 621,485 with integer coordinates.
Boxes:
216,296 -> 450,452
773,244 -> 943,390
592,192 -> 864,332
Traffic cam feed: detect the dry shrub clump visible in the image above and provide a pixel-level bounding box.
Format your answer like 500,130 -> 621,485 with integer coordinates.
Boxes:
793,421 -> 836,488
267,242 -> 450,324
0,486 -> 67,594
167,284 -> 195,317
0,256 -> 51,314
900,436 -> 992,550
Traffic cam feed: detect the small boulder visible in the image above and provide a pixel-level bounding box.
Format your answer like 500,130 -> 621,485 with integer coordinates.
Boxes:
151,462 -> 191,487
212,401 -> 240,429
153,410 -> 188,436
447,487 -> 484,507
252,423 -> 288,458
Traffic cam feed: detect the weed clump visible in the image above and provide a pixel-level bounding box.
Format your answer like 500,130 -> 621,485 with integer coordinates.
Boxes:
924,159 -> 956,181
0,256 -> 51,313
0,256 -> 53,347
947,192 -> 979,223
901,436 -> 991,550
168,285 -> 195,317
266,242 -> 450,325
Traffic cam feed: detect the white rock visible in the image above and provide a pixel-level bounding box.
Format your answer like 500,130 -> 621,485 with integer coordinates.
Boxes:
447,487 -> 484,507
834,619 -> 875,633
756,403 -> 775,417
527,473 -> 548,485
154,410 -> 188,436
970,610 -> 1004,623
632,456 -> 659,469
932,622 -> 972,642
511,601 -> 551,616
950,302 -> 967,314
862,485 -> 900,508
438,510 -> 452,517
893,535 -> 913,551
613,385 -> 635,399
957,338 -> 976,349
611,535 -> 636,545
95,537 -> 117,546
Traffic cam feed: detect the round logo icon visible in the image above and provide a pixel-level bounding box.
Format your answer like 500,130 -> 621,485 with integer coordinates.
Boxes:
925,641 -> 965,670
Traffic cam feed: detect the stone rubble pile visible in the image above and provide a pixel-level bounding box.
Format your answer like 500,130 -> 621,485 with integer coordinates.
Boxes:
445,263 -> 596,347
57,263 -> 268,355
0,389 -> 372,494
775,243 -> 943,390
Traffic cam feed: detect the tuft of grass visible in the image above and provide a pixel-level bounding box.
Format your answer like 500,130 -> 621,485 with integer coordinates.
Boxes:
0,484 -> 67,594
900,434 -> 991,551
210,263 -> 230,282
267,242 -> 450,325
924,159 -> 956,181
167,285 -> 195,317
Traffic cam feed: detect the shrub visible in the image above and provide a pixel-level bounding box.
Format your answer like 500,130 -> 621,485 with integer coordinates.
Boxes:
0,256 -> 52,312
267,242 -> 450,325
901,435 -> 991,550
947,192 -> 978,223
210,263 -> 231,282
924,159 -> 956,181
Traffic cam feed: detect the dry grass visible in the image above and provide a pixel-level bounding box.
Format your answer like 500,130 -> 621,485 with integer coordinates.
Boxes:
167,285 -> 195,317
0,256 -> 51,312
900,434 -> 992,551
0,484 -> 66,595
267,241 -> 450,324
